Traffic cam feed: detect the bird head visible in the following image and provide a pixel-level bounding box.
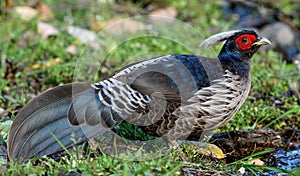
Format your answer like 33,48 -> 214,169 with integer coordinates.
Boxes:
201,29 -> 271,62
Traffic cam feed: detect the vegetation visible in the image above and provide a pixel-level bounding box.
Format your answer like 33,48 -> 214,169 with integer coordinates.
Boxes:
0,0 -> 299,175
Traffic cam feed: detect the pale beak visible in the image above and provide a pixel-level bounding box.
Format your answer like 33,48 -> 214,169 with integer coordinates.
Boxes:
252,36 -> 271,46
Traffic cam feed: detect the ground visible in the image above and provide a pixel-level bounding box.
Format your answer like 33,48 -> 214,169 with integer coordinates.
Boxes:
0,0 -> 299,175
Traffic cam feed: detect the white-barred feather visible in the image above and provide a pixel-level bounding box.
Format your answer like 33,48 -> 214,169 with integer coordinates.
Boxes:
91,78 -> 150,118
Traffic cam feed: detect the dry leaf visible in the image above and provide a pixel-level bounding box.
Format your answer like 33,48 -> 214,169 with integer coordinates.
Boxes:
45,58 -> 61,67
89,21 -> 106,32
149,7 -> 178,25
37,22 -> 59,39
150,6 -> 178,17
17,30 -> 38,49
32,63 -> 41,69
249,158 -> 265,166
105,18 -> 144,34
91,18 -> 145,35
14,6 -> 38,21
66,45 -> 78,55
68,26 -> 99,44
36,2 -> 54,21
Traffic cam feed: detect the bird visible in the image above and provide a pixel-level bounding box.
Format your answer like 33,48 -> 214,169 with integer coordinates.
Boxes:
7,29 -> 271,160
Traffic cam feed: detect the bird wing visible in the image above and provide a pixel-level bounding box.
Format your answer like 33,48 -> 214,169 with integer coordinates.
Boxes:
113,54 -> 220,102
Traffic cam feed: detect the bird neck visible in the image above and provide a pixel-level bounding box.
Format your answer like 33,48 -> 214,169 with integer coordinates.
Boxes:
218,53 -> 251,80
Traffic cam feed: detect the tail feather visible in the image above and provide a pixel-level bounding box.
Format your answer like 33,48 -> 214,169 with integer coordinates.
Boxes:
8,78 -> 152,160
17,119 -> 85,158
7,83 -> 103,159
68,103 -> 85,125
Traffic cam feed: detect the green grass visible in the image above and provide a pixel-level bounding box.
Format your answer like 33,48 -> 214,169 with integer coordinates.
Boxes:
3,141 -> 183,175
0,0 -> 299,175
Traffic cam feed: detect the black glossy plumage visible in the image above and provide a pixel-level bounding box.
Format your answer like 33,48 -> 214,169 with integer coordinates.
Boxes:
7,29 -> 271,160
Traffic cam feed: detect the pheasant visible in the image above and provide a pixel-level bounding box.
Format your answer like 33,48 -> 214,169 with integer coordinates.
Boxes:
7,29 -> 271,160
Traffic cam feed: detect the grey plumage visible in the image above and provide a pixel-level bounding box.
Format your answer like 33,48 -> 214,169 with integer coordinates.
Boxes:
7,29 -> 271,160
8,83 -> 105,159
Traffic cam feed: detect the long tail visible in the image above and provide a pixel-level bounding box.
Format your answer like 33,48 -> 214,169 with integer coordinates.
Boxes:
7,79 -> 153,160
7,83 -> 106,160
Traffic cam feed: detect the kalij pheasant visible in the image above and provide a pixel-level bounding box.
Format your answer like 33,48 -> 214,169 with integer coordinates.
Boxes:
8,29 -> 271,160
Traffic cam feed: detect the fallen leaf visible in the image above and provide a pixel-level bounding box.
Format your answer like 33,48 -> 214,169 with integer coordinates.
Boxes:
150,6 -> 178,17
207,143 -> 225,159
91,18 -> 145,35
14,6 -> 38,21
249,158 -> 265,166
68,26 -> 99,44
17,30 -> 38,49
37,22 -> 59,39
36,2 -> 54,21
66,45 -> 78,55
188,141 -> 225,159
149,7 -> 178,25
32,63 -> 41,69
89,23 -> 105,32
45,58 -> 61,67
45,62 -> 52,67
54,58 -> 60,63
68,26 -> 97,44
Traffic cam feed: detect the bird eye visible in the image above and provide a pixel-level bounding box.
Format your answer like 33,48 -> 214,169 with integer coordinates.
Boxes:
235,34 -> 257,50
241,37 -> 248,44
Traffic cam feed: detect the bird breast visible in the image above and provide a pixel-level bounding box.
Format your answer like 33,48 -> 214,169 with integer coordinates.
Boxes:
173,70 -> 251,132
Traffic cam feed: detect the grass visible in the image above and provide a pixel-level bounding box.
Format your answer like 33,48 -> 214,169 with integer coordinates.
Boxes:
3,144 -> 183,175
0,0 -> 299,175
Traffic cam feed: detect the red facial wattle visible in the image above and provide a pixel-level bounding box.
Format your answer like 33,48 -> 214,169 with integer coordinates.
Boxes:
234,34 -> 257,50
